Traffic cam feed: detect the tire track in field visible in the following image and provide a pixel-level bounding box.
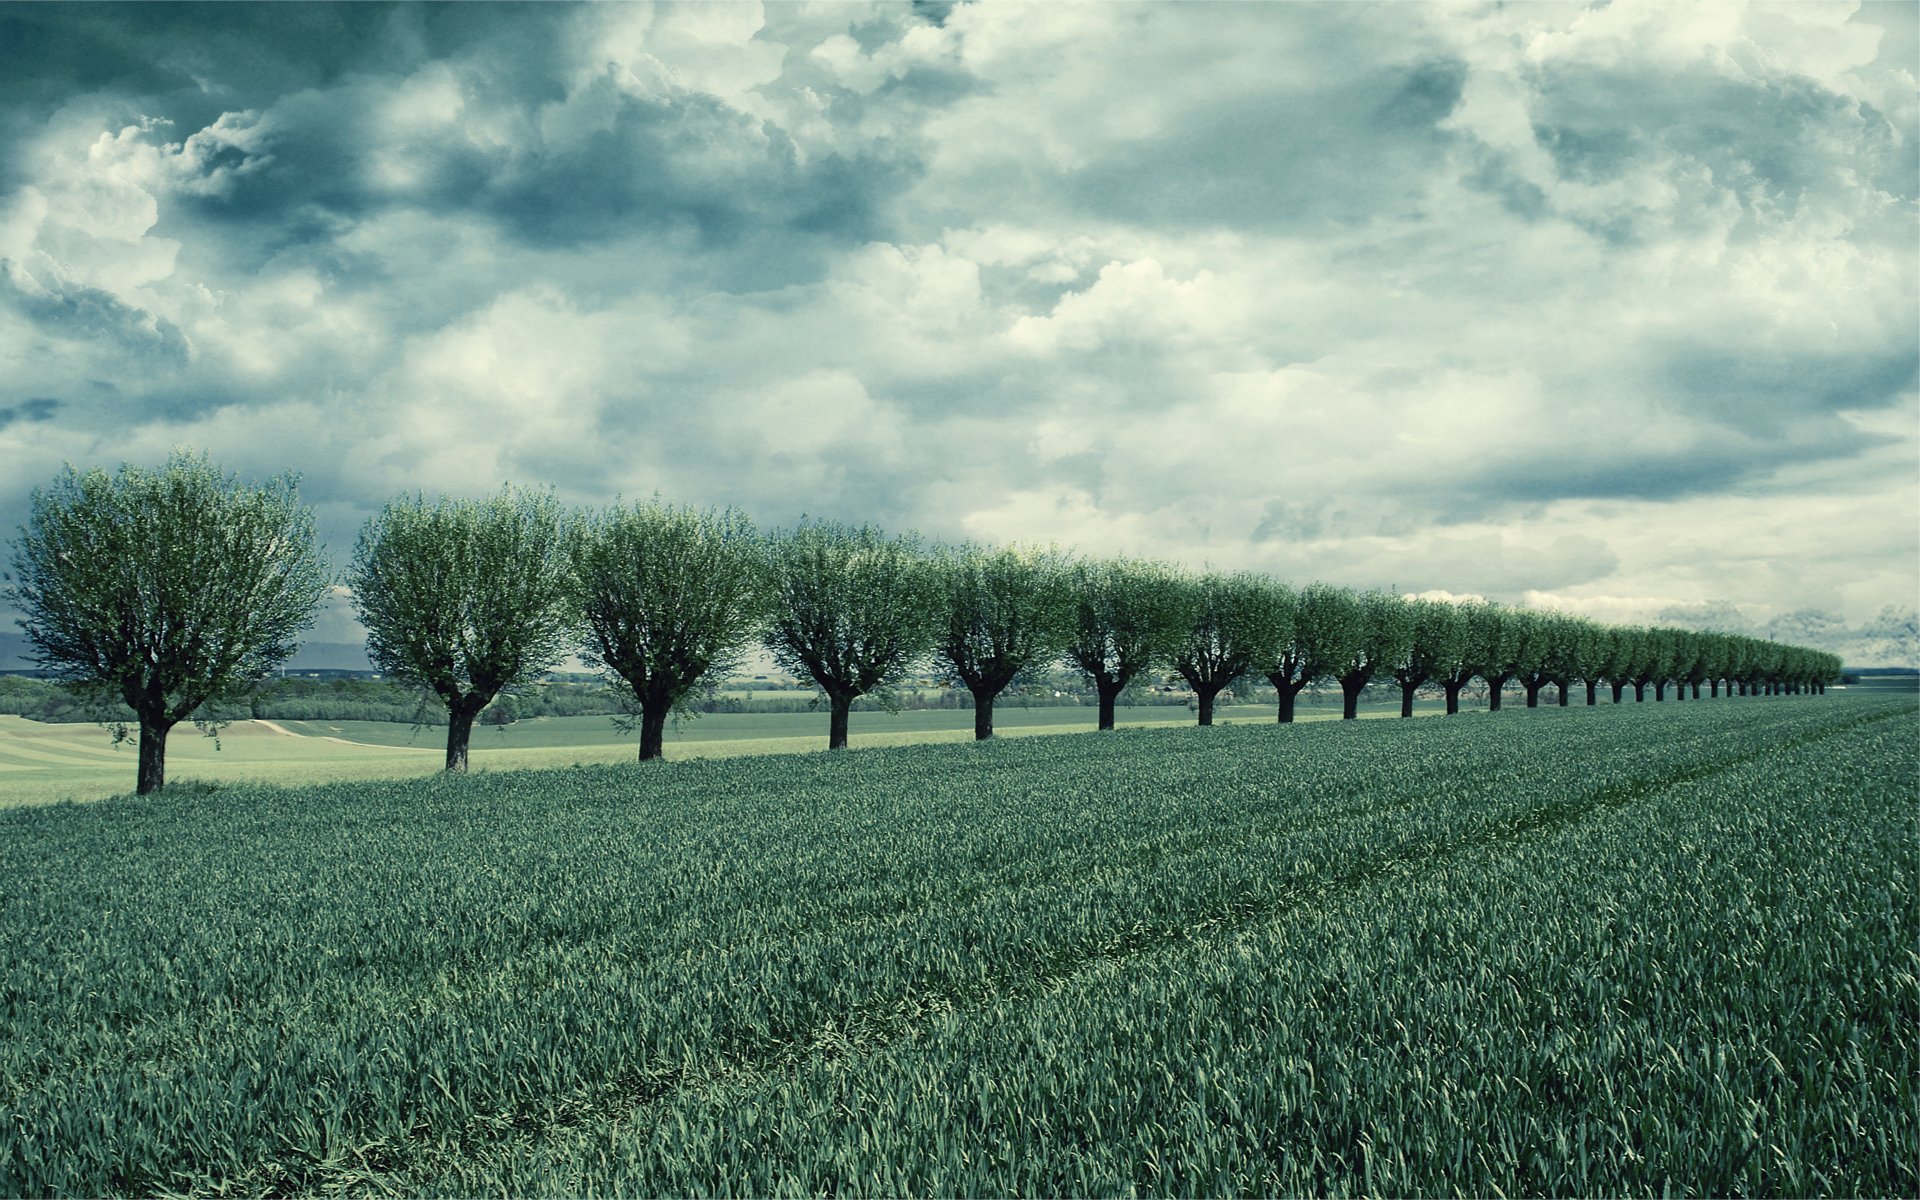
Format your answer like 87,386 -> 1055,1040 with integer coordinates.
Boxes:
266,703 -> 1920,1197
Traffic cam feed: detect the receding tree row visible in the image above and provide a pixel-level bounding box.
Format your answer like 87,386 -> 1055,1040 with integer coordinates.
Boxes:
5,454 -> 1842,794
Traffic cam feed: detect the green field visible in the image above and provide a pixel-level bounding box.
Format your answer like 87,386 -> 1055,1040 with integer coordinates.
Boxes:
1,695 -> 1912,1195
0,694 -> 1442,807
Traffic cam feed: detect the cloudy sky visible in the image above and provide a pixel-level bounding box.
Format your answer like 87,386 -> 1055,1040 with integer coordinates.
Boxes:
1,0 -> 1915,651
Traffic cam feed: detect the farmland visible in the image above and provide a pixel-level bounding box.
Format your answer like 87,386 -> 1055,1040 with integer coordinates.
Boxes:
0,694 -> 1435,808
1,695 -> 1913,1195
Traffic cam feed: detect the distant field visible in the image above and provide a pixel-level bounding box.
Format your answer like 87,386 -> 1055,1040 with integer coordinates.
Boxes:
1,696 -> 1911,1195
0,692 -> 1447,806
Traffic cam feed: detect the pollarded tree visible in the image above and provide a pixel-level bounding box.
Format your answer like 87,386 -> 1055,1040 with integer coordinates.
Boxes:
933,543 -> 1075,740
764,520 -> 940,750
349,487 -> 572,773
1603,626 -> 1646,703
1560,615 -> 1610,706
1435,601 -> 1501,715
1328,589 -> 1416,721
1169,570 -> 1279,726
1633,626 -> 1681,701
1065,557 -> 1186,731
1513,610 -> 1557,709
5,452 -> 329,795
566,500 -> 769,762
1264,582 -> 1350,723
1474,604 -> 1525,712
1395,598 -> 1469,718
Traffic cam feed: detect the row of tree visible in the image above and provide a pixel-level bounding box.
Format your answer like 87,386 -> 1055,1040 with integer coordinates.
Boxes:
4,455 -> 1839,794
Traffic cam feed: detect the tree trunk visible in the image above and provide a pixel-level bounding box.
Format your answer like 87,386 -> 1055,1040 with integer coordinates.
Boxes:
1270,676 -> 1303,724
1196,685 -> 1219,726
445,703 -> 480,773
1691,681 -> 1701,699
1488,676 -> 1507,712
638,700 -> 669,762
136,713 -> 175,795
1674,683 -> 1685,702
1340,674 -> 1364,720
1401,680 -> 1418,718
1586,680 -> 1598,706
970,684 -> 997,740
1524,680 -> 1542,708
1097,679 -> 1124,731
1633,682 -> 1646,702
1654,682 -> 1666,701
826,692 -> 854,749
1443,679 -> 1463,715
1710,679 -> 1720,698
1611,681 -> 1625,703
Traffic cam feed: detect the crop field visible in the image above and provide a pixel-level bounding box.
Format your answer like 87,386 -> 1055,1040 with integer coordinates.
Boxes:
0,696 -> 1913,1195
0,693 -> 1427,808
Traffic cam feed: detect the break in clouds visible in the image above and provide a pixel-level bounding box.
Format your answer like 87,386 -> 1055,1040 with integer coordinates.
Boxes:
0,1 -> 1915,661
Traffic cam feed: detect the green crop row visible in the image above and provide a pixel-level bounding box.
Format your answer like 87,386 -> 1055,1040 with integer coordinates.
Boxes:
0,696 -> 1912,1195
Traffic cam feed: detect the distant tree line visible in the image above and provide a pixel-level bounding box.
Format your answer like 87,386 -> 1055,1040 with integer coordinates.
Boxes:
4,453 -> 1843,794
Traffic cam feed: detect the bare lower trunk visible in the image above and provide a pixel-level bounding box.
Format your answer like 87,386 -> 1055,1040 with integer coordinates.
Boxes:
1195,685 -> 1220,726
136,713 -> 175,795
1524,680 -> 1542,708
1487,675 -> 1508,712
1443,679 -> 1463,715
828,692 -> 853,749
1691,681 -> 1701,699
1401,680 -> 1418,718
1674,683 -> 1685,702
638,701 -> 669,762
445,704 -> 478,773
1586,680 -> 1598,706
1556,681 -> 1569,707
1097,679 -> 1123,731
1340,674 -> 1365,720
972,687 -> 996,740
1654,682 -> 1666,701
1634,682 -> 1646,702
1710,679 -> 1720,698
1611,681 -> 1626,703
1274,678 -> 1310,724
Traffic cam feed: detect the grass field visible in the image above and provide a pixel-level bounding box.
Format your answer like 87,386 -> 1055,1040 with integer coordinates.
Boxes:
1,694 -> 1912,1195
0,693 -> 1447,807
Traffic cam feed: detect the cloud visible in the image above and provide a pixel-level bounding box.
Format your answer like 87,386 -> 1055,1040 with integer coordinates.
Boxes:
0,397 -> 59,430
0,0 -> 1911,641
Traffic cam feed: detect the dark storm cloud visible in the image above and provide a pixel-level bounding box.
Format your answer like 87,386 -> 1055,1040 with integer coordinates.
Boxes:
0,397 -> 59,430
1659,346 -> 1920,428
4,272 -> 190,364
1065,58 -> 1468,232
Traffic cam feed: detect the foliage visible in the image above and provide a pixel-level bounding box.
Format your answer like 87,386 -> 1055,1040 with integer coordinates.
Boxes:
348,487 -> 571,771
0,697 -> 1910,1196
3,452 -> 328,793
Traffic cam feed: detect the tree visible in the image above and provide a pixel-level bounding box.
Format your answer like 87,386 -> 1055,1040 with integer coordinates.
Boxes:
5,452 -> 329,795
764,520 -> 939,750
1064,558 -> 1185,731
566,500 -> 768,762
1392,598 -> 1467,718
1262,583 -> 1351,721
1169,571 -> 1276,726
1327,590 -> 1415,720
1434,601 -> 1499,716
932,544 -> 1074,740
1469,604 -> 1524,712
348,487 -> 571,773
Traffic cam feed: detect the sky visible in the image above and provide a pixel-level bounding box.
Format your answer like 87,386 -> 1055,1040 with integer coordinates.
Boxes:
1,0 -> 1916,660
